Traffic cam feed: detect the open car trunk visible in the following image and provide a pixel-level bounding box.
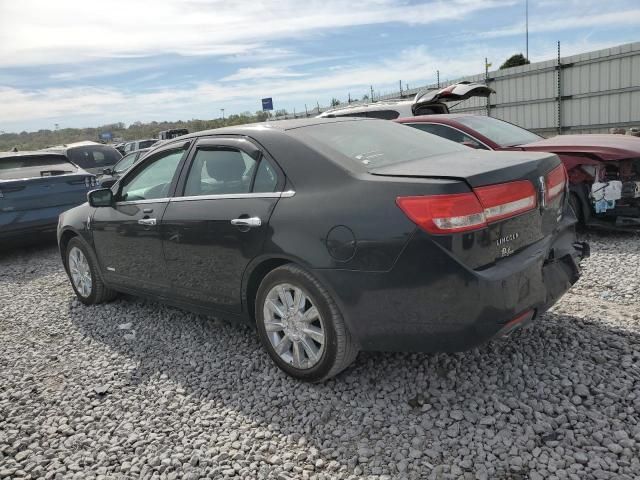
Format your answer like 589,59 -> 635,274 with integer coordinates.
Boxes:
412,81 -> 494,116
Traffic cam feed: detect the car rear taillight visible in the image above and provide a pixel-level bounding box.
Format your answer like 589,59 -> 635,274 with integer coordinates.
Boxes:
545,164 -> 566,203
396,193 -> 485,234
474,180 -> 537,223
397,180 -> 537,234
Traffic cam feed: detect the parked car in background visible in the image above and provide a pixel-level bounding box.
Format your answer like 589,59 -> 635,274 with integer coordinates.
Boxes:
97,148 -> 150,187
57,118 -> 587,381
45,141 -> 122,176
318,82 -> 493,120
113,142 -> 126,155
1,151 -> 97,242
396,114 -> 640,230
123,139 -> 158,154
157,128 -> 189,141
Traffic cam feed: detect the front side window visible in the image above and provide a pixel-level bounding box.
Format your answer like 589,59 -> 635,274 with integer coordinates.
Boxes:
184,148 -> 258,196
410,123 -> 488,149
113,153 -> 138,173
119,149 -> 185,201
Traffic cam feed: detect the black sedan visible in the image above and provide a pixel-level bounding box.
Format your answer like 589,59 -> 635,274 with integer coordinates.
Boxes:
58,118 -> 588,381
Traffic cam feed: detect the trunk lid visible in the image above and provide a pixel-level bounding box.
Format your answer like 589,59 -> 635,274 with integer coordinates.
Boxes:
373,150 -> 565,268
413,81 -> 494,116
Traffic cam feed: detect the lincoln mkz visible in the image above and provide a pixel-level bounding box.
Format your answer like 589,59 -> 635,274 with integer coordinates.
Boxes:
58,118 -> 588,381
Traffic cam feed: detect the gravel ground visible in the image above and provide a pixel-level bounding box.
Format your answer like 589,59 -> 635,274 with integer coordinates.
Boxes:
1,232 -> 639,480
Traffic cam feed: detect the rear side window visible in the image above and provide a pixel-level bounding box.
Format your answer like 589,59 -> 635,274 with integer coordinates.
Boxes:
138,140 -> 157,149
67,146 -> 121,169
410,123 -> 488,149
184,149 -> 257,196
290,120 -> 467,170
0,155 -> 76,180
366,110 -> 399,120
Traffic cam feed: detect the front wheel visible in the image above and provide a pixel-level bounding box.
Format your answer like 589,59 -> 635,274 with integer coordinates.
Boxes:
255,264 -> 358,382
66,237 -> 117,305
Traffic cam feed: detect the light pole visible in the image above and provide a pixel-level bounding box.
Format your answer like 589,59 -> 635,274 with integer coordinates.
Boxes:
221,109 -> 225,121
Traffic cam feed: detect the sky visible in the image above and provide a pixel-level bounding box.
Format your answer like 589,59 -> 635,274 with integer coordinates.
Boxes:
0,0 -> 639,133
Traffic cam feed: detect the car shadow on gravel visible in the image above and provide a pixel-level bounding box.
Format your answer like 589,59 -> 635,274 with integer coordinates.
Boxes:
67,293 -> 640,474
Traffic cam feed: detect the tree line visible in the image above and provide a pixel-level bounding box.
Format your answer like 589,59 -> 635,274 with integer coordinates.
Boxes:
0,111 -> 270,151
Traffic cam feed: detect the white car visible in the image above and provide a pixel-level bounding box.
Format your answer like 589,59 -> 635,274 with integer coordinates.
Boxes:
317,81 -> 493,120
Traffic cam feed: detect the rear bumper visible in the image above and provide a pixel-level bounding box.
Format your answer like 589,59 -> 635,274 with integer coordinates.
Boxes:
0,205 -> 76,241
316,217 -> 587,352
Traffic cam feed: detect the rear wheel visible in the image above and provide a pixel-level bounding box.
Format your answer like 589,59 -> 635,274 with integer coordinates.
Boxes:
66,237 -> 117,305
255,264 -> 358,382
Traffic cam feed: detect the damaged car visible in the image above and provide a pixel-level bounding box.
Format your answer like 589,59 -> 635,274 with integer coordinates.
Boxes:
398,114 -> 640,230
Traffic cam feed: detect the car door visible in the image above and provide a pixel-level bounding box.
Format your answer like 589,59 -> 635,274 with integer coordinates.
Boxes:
161,136 -> 285,313
91,141 -> 191,293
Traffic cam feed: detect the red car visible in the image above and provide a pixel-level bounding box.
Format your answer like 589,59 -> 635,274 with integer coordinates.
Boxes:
396,114 -> 640,230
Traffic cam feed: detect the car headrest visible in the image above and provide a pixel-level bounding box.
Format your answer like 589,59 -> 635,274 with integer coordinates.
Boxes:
204,150 -> 245,181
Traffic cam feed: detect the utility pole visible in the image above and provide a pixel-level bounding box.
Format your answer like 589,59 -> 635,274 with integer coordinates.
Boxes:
348,93 -> 351,104
370,85 -> 374,102
525,0 -> 529,60
436,70 -> 440,88
485,58 -> 492,117
305,104 -> 309,117
399,80 -> 403,98
221,108 -> 225,121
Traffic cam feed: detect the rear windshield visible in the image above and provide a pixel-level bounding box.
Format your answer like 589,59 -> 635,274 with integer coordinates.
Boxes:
0,155 -> 76,180
289,119 -> 467,169
455,116 -> 542,147
67,146 -> 121,169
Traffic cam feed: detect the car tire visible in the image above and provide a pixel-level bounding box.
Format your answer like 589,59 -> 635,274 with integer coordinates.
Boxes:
66,237 -> 117,305
255,264 -> 359,382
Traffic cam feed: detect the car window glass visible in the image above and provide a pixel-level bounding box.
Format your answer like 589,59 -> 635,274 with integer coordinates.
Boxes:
253,159 -> 278,193
114,153 -> 138,173
138,140 -> 157,149
290,120 -> 466,169
0,155 -> 75,180
366,110 -> 400,120
184,148 -> 256,196
119,149 -> 185,202
67,146 -> 121,169
410,123 -> 488,149
455,116 -> 542,147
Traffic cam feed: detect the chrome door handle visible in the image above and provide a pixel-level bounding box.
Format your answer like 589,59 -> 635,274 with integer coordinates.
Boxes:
230,217 -> 262,228
138,218 -> 157,226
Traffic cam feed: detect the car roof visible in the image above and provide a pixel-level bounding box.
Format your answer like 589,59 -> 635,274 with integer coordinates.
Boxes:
176,117 -> 374,139
0,150 -> 68,159
396,113 -> 476,123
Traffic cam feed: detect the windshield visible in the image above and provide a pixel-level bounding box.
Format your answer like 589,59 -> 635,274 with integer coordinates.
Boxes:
455,116 -> 542,147
290,119 -> 467,170
67,146 -> 122,169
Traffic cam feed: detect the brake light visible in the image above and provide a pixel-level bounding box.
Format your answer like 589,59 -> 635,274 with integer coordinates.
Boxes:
397,180 -> 537,234
474,180 -> 537,223
545,164 -> 566,203
396,193 -> 486,234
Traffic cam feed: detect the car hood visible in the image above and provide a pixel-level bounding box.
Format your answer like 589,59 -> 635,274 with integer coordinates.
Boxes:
518,134 -> 640,161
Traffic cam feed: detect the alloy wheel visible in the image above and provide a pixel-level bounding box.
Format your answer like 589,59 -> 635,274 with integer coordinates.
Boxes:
263,283 -> 326,369
68,246 -> 92,297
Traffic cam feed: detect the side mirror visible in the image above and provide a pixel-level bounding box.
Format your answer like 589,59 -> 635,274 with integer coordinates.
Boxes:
88,188 -> 114,207
103,168 -> 112,175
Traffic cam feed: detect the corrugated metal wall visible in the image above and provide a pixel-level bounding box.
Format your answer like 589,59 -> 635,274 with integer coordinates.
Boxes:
384,42 -> 640,136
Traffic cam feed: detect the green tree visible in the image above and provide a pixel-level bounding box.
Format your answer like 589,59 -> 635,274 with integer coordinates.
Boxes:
330,98 -> 341,107
500,53 -> 530,70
